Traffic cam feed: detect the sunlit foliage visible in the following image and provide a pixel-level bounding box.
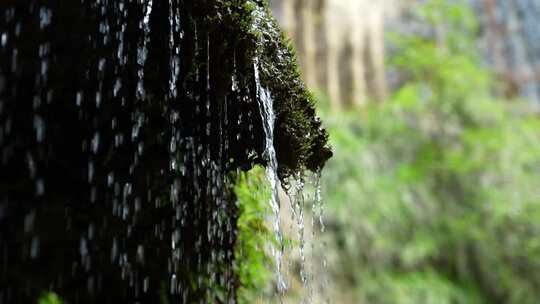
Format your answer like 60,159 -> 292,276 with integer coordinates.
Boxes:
320,1 -> 540,303
234,166 -> 274,303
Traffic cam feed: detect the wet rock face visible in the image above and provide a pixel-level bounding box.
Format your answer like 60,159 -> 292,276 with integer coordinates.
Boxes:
0,0 -> 330,303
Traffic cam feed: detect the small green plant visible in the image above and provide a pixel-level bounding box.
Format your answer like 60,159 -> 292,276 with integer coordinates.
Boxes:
38,292 -> 62,304
234,166 -> 274,303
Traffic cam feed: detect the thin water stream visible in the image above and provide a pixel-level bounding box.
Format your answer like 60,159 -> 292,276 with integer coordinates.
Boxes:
254,58 -> 287,296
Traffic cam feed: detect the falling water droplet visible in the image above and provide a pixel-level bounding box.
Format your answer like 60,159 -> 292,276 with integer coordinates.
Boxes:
136,245 -> 145,264
33,115 -> 45,143
254,57 -> 287,294
91,132 -> 100,154
107,172 -> 114,187
88,223 -> 95,240
80,237 -> 88,257
170,274 -> 177,295
111,238 -> 118,263
1,33 -> 7,47
113,78 -> 122,97
36,178 -> 45,196
26,153 -> 36,178
76,91 -> 83,106
30,236 -> 40,259
24,211 -> 36,233
95,92 -> 102,108
143,277 -> 149,293
88,161 -> 95,183
39,7 -> 52,30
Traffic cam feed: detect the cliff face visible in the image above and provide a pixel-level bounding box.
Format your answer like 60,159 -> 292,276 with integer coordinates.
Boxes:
0,0 -> 330,303
270,0 -> 393,108
271,0 -> 540,110
471,0 -> 540,110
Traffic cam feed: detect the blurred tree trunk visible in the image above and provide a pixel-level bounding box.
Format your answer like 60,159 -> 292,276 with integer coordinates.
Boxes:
273,0 -> 540,110
271,0 -> 390,109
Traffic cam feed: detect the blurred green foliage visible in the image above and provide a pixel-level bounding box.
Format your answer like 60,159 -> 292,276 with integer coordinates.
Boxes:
38,292 -> 62,304
234,166 -> 274,303
321,0 -> 540,303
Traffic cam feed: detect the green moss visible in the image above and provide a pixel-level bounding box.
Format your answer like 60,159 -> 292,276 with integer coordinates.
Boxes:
199,0 -> 331,179
250,1 -> 331,178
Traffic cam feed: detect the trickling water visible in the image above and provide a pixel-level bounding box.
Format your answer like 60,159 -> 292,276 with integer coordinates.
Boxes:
254,58 -> 329,303
277,169 -> 329,304
254,58 -> 287,295
312,170 -> 329,304
249,7 -> 330,302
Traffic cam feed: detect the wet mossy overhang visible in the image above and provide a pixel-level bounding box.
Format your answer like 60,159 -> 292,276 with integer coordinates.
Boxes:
0,0 -> 331,302
198,0 -> 332,178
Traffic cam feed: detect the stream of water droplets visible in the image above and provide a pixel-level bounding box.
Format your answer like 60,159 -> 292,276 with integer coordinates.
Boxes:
254,61 -> 328,303
0,1 -> 328,302
254,58 -> 287,297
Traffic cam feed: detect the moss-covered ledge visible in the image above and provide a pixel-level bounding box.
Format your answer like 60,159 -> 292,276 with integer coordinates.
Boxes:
251,2 -> 332,177
0,0 -> 330,303
194,0 -> 332,177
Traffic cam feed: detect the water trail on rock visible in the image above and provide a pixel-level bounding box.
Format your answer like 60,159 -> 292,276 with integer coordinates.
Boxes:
254,58 -> 287,296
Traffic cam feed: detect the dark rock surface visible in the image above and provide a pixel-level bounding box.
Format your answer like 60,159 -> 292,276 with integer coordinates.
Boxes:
0,0 -> 330,303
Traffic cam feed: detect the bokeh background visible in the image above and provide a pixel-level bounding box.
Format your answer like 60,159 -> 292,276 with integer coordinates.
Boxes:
237,0 -> 540,303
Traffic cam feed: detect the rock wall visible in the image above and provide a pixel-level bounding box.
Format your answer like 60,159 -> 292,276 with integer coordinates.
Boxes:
270,0 -> 397,108
272,0 -> 540,110
0,1 -> 330,303
471,0 -> 540,110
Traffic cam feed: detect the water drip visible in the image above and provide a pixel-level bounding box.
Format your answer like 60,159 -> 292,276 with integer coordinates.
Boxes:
254,58 -> 287,295
311,170 -> 329,304
286,175 -> 309,300
136,0 -> 153,100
